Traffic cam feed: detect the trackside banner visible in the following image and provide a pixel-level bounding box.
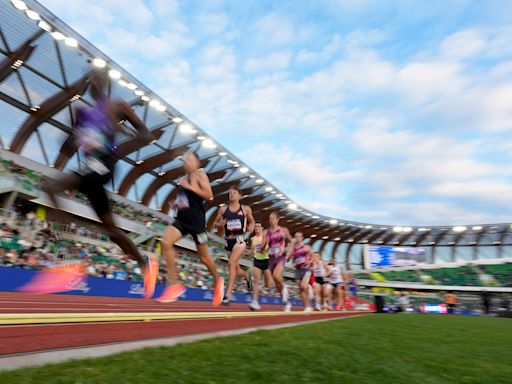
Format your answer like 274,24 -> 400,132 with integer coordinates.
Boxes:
0,266 -> 303,306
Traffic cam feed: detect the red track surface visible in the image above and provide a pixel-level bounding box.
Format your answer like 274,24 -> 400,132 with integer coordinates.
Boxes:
0,292 -> 367,356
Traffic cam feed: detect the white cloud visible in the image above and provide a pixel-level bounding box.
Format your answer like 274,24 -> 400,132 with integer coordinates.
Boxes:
245,51 -> 292,73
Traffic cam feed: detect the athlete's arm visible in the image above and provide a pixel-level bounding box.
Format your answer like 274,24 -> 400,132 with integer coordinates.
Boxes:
243,205 -> 255,235
213,206 -> 227,228
116,102 -> 154,144
181,171 -> 213,201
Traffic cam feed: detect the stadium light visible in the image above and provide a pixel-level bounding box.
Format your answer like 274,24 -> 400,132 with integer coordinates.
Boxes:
322,236 -> 329,240
418,228 -> 430,232
51,31 -> 65,40
25,9 -> 40,20
329,219 -> 337,225
239,167 -> 249,173
156,105 -> 166,112
255,178 -> 264,184
403,227 -> 413,233
64,37 -> 78,47
127,83 -> 138,90
472,226 -> 482,231
141,95 -> 150,101
265,186 -> 273,192
179,123 -> 197,134
288,203 -> 298,210
334,237 -> 341,241
11,0 -> 28,11
149,99 -> 160,108
134,90 -> 144,96
312,215 -> 319,219
108,69 -> 121,79
453,226 -> 467,233
172,117 -> 183,123
93,58 -> 106,68
218,151 -> 227,156
365,225 -> 372,229
202,139 -> 217,149
276,193 -> 283,197
393,226 -> 403,233
118,79 -> 128,87
310,234 -> 317,238
38,20 -> 51,32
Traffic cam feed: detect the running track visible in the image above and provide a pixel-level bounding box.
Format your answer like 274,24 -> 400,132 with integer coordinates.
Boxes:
0,292 -> 369,356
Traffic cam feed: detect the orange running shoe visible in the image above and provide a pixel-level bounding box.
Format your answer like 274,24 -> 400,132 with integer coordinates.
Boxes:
18,263 -> 85,294
155,284 -> 186,303
143,253 -> 159,299
212,276 -> 225,306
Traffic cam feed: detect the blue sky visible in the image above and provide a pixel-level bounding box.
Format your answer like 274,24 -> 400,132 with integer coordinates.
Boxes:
41,0 -> 512,226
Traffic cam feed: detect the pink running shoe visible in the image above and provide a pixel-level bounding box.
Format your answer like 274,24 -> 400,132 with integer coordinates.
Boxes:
155,284 -> 186,303
18,264 -> 85,294
212,276 -> 225,306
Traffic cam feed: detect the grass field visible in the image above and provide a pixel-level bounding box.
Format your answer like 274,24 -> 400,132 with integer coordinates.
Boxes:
1,314 -> 511,384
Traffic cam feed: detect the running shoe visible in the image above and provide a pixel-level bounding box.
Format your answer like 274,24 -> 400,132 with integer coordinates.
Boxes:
335,304 -> 342,311
314,305 -> 322,311
249,300 -> 261,311
222,297 -> 231,305
17,263 -> 85,294
155,284 -> 186,303
213,277 -> 225,306
283,302 -> 292,312
281,285 -> 289,304
143,253 -> 159,299
304,306 -> 313,313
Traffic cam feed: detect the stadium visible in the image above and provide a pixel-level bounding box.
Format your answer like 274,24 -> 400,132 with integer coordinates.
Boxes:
0,0 -> 510,383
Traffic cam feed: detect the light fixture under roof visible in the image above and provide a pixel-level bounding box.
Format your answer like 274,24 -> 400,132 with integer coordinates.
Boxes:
403,227 -> 412,233
134,90 -> 144,96
265,186 -> 273,192
149,99 -> 160,108
334,237 -> 341,241
288,203 -> 298,210
256,179 -> 264,184
472,226 -> 482,231
276,193 -> 283,197
51,31 -> 65,40
310,234 -> 317,238
25,9 -> 40,20
179,123 -> 197,134
64,37 -> 78,47
393,226 -> 403,233
93,58 -> 106,68
240,167 -> 249,173
453,226 -> 467,233
312,215 -> 319,219
38,20 -> 51,32
156,105 -> 166,112
11,0 -> 28,11
322,236 -> 329,240
127,83 -> 138,90
249,175 -> 255,178
418,228 -> 430,232
218,151 -> 227,156
329,219 -> 338,225
202,139 -> 217,148
108,69 -> 121,79
365,225 -> 372,229
118,79 -> 128,87
135,160 -> 144,165
172,117 -> 183,123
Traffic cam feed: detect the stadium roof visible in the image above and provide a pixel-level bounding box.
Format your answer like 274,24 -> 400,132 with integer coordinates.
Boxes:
0,0 -> 511,267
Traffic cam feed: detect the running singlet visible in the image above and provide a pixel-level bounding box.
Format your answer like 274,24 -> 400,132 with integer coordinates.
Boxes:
266,227 -> 285,257
329,265 -> 343,284
174,181 -> 206,227
313,260 -> 325,277
252,236 -> 269,260
292,243 -> 309,269
222,205 -> 246,237
76,97 -> 116,175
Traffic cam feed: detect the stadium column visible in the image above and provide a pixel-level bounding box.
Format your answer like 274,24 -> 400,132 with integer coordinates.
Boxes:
2,191 -> 18,210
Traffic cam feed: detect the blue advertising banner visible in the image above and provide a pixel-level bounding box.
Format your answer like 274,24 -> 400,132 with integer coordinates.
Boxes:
0,267 -> 303,306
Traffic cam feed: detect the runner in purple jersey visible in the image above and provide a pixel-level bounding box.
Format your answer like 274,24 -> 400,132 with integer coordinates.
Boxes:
288,232 -> 314,312
263,211 -> 293,311
42,69 -> 157,297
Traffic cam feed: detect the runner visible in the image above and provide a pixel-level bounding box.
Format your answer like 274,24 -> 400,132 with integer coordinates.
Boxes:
27,69 -> 157,297
327,259 -> 345,311
248,222 -> 272,311
156,150 -> 224,305
263,211 -> 293,311
213,185 -> 255,305
311,252 -> 330,311
288,232 -> 314,312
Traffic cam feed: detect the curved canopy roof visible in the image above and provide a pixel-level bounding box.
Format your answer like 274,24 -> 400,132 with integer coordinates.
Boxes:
0,0 -> 510,267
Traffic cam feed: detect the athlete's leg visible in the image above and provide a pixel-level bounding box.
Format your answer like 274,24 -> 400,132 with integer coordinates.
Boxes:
160,226 -> 183,285
42,173 -> 81,211
272,261 -> 285,293
196,243 -> 221,287
300,272 -> 311,308
226,242 -> 246,299
263,269 -> 272,288
252,266 -> 262,302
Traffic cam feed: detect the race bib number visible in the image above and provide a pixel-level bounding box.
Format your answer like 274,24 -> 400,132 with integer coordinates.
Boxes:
174,192 -> 189,210
294,256 -> 305,266
226,219 -> 242,231
84,157 -> 109,176
255,244 -> 263,253
269,245 -> 281,256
